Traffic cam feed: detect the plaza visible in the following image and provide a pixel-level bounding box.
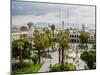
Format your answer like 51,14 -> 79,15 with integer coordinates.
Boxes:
11,23 -> 96,74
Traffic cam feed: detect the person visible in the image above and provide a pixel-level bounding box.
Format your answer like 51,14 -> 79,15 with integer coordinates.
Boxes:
73,45 -> 74,51
78,63 -> 79,67
76,60 -> 79,63
49,64 -> 52,68
73,58 -> 75,61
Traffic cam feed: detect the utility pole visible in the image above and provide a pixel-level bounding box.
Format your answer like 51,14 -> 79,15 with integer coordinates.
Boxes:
59,8 -> 61,29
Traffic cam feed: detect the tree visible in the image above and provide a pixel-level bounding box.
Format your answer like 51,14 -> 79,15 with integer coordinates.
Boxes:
12,38 -> 31,59
80,51 -> 96,69
50,25 -> 55,36
58,48 -> 61,64
58,31 -> 70,64
17,42 -> 24,64
50,25 -> 55,49
45,29 -> 53,53
79,31 -> 89,50
33,30 -> 45,64
32,55 -> 38,64
92,32 -> 96,49
12,38 -> 31,64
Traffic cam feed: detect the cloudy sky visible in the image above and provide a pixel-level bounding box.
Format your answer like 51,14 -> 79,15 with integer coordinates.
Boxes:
12,1 -> 95,29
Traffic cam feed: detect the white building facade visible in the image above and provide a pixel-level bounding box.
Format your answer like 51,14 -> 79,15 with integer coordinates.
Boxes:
11,24 -> 95,44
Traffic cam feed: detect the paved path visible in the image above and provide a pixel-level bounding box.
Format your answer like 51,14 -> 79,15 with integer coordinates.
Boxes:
39,51 -> 59,72
39,46 -> 88,72
65,58 -> 86,70
39,58 -> 50,72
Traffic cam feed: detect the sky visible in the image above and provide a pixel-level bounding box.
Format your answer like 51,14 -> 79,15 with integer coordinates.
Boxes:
12,1 -> 96,29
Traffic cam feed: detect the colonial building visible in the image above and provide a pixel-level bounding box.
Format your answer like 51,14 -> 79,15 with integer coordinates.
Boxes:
11,24 -> 34,41
11,24 -> 95,44
11,31 -> 29,41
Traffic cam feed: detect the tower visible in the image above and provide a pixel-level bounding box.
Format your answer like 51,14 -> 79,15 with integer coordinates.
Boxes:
82,24 -> 85,31
62,21 -> 64,29
27,22 -> 34,43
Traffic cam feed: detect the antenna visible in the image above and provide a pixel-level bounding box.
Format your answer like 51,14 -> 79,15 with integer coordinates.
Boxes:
59,8 -> 61,29
67,8 -> 69,29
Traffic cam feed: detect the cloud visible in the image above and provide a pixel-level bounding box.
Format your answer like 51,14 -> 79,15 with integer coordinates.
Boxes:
12,1 -> 59,16
12,1 -> 95,29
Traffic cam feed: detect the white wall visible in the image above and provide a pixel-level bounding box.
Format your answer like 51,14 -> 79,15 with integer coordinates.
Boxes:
0,0 -> 99,75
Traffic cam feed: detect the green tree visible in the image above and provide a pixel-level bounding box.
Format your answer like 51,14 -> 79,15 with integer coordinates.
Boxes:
17,42 -> 24,64
92,32 -> 96,49
50,25 -> 55,37
32,55 -> 38,64
58,31 -> 70,64
50,25 -> 55,49
45,29 -> 53,53
12,38 -> 31,59
80,51 -> 96,69
12,37 -> 32,66
33,30 -> 45,64
79,31 -> 89,50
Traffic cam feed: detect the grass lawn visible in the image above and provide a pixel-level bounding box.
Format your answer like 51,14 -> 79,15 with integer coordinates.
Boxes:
14,64 -> 42,74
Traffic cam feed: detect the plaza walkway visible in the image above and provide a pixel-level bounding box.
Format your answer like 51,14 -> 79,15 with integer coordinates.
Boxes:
39,51 -> 59,72
39,47 -> 87,72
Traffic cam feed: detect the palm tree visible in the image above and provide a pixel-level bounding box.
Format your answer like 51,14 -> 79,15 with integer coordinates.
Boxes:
51,25 -> 55,36
79,31 -> 89,50
33,30 -> 45,64
50,25 -> 55,50
58,47 -> 61,64
45,29 -> 53,54
17,42 -> 24,64
58,31 -> 70,65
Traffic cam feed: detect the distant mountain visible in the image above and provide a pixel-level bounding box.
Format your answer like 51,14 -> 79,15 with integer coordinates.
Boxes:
35,22 -> 82,29
36,22 -> 49,28
13,21 -> 95,30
